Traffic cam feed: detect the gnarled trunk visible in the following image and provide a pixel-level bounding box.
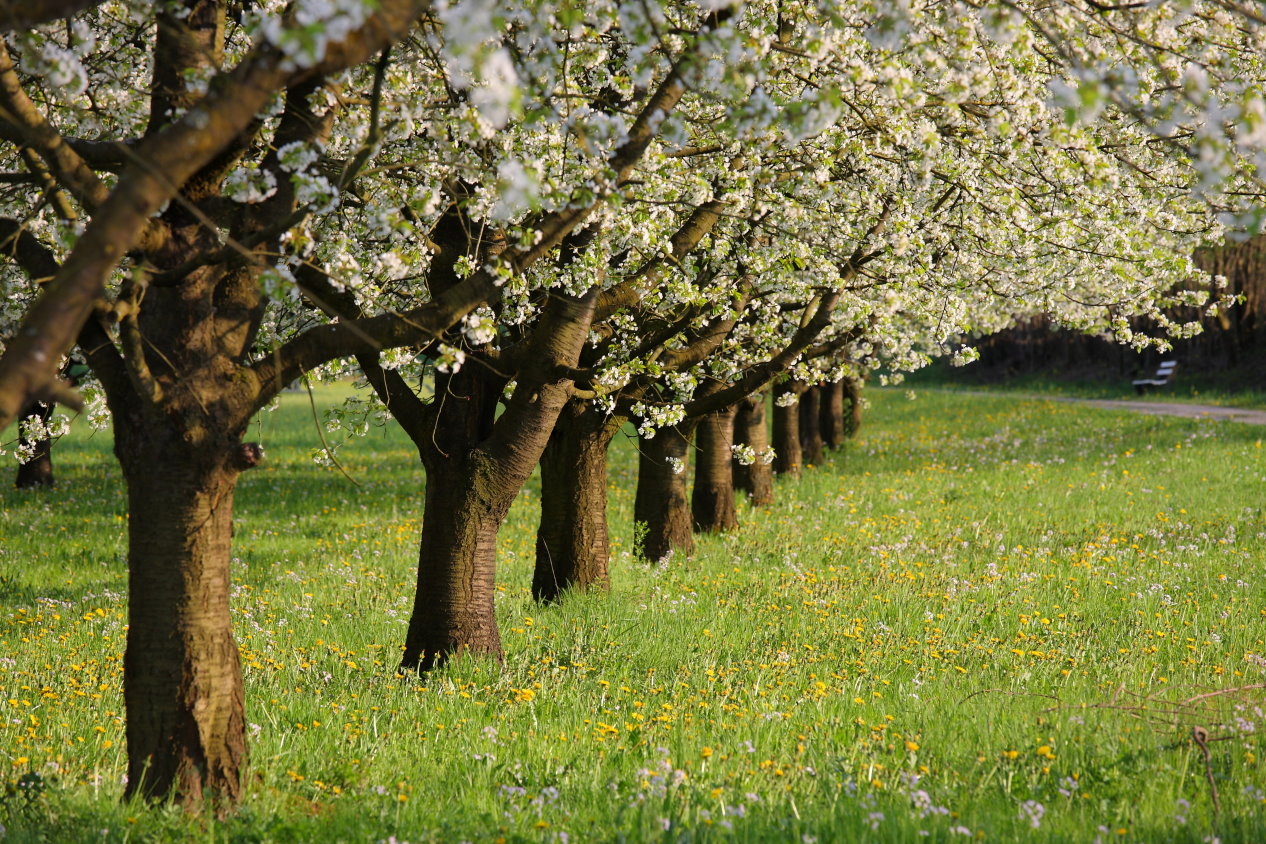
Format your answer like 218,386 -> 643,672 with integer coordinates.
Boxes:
692,405 -> 738,533
635,422 -> 696,561
771,384 -> 802,477
533,402 -> 621,603
402,455 -> 508,670
387,287 -> 599,671
844,376 -> 863,438
732,392 -> 774,506
395,360 -> 507,671
820,380 -> 846,450
14,401 -> 54,489
798,385 -> 824,467
118,422 -> 248,809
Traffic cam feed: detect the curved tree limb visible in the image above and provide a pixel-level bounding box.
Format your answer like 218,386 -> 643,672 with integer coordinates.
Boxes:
0,38 -> 111,211
0,216 -> 128,401
0,0 -> 431,431
0,0 -> 114,31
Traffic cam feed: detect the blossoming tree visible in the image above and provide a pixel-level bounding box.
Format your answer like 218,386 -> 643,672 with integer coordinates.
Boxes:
0,0 -> 1254,816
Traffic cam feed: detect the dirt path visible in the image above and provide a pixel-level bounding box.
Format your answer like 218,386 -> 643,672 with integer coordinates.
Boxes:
1053,397 -> 1266,422
1052,397 -> 1266,424
933,388 -> 1266,424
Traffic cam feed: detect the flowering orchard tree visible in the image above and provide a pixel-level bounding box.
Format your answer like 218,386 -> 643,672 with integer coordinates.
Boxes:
0,0 -> 483,810
0,0 -> 1242,814
266,1 -> 762,670
0,0 -> 742,810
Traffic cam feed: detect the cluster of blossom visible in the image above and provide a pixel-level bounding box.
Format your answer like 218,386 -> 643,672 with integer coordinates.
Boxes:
254,0 -> 377,72
630,402 -> 687,439
730,443 -> 776,467
461,308 -> 498,346
434,344 -> 467,374
775,391 -> 800,408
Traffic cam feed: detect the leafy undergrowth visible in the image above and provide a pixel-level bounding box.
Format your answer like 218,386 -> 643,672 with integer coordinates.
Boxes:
0,386 -> 1263,842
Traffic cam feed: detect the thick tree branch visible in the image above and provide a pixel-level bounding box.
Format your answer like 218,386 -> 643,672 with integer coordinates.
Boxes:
0,38 -> 111,211
482,286 -> 599,472
0,0 -> 431,431
249,265 -> 500,412
0,121 -> 142,171
0,216 -> 128,402
681,291 -> 844,418
357,353 -> 432,443
660,281 -> 752,372
595,199 -> 727,319
0,0 -> 112,31
0,217 -> 58,281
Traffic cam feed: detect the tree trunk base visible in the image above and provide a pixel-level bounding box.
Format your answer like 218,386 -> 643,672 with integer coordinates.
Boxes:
799,385 -> 824,467
15,402 -> 55,489
772,385 -> 803,477
635,423 -> 696,561
533,405 -> 619,603
693,405 -> 738,533
120,438 -> 247,811
733,393 -> 774,506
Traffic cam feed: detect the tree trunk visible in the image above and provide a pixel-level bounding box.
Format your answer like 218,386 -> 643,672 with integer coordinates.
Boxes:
844,376 -> 863,438
732,392 -> 774,506
118,427 -> 248,810
798,385 -> 824,467
634,422 -> 696,561
14,401 -> 54,489
771,384 -> 802,477
402,455 -> 509,670
533,402 -> 621,603
820,380 -> 846,450
692,405 -> 738,533
386,287 -> 599,671
390,358 -> 507,671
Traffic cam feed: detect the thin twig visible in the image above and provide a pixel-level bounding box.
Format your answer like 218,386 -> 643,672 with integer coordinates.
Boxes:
1192,726 -> 1221,818
304,377 -> 361,488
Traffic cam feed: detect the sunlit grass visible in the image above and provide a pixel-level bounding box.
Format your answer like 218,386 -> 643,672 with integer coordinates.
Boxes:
0,385 -> 1263,841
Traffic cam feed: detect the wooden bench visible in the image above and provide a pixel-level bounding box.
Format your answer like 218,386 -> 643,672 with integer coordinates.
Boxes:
1132,361 -> 1177,395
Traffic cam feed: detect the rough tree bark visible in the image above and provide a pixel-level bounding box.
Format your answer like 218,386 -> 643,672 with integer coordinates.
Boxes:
116,411 -> 258,807
820,379 -> 846,450
843,376 -> 863,438
399,361 -> 507,669
798,384 -> 824,466
732,392 -> 774,506
14,401 -> 54,488
532,401 -> 622,602
692,404 -> 738,532
363,287 -> 600,672
635,421 -> 697,561
771,383 -> 803,477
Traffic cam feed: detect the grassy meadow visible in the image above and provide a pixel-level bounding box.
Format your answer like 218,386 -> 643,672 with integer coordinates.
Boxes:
0,385 -> 1264,841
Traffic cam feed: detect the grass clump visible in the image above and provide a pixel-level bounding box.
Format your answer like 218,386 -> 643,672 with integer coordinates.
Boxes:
0,386 -> 1263,841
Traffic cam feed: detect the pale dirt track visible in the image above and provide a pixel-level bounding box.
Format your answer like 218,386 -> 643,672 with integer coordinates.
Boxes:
1057,398 -> 1266,424
993,393 -> 1266,425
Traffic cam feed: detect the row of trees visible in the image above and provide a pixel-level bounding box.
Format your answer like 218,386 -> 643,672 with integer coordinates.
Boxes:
0,0 -> 1262,814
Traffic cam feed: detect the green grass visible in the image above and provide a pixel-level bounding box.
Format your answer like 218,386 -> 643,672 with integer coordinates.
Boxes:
0,385 -> 1264,842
